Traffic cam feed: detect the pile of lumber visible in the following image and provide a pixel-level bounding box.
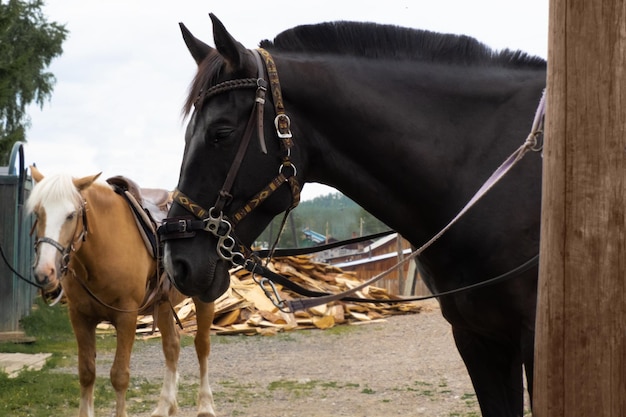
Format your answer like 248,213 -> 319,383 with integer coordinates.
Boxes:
136,255 -> 424,336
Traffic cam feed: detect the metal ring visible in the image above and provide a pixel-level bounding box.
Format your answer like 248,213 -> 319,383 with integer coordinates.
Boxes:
220,235 -> 236,250
231,252 -> 246,266
208,207 -> 222,220
279,162 -> 297,178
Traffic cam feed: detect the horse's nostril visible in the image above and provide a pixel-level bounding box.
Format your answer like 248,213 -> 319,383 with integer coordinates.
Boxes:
33,267 -> 52,285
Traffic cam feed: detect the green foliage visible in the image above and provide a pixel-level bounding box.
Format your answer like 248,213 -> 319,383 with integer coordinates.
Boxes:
0,297 -> 143,416
255,192 -> 390,248
20,297 -> 73,340
0,297 -> 77,357
0,0 -> 67,164
0,367 -> 121,417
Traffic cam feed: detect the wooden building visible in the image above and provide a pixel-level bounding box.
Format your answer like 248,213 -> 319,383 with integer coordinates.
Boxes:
317,233 -> 430,296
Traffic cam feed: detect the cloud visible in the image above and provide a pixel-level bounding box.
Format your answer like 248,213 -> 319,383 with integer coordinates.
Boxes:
24,0 -> 547,199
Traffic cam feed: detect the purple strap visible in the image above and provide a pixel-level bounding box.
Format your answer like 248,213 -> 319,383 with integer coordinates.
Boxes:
288,90 -> 546,311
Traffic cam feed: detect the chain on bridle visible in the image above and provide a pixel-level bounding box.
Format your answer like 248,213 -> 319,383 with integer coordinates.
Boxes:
158,48 -> 301,267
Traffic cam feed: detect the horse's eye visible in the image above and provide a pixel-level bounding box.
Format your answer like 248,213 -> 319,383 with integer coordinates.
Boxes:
208,127 -> 235,144
66,212 -> 76,221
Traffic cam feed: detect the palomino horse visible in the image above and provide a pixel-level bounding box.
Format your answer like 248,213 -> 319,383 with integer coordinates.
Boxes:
161,14 -> 545,417
27,166 -> 216,417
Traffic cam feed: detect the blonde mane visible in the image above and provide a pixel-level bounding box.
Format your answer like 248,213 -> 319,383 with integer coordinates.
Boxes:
26,173 -> 83,214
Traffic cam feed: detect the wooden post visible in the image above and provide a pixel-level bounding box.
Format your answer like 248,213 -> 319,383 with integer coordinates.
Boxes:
535,0 -> 626,415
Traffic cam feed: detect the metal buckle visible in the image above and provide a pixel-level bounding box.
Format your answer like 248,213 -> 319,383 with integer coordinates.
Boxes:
274,114 -> 292,139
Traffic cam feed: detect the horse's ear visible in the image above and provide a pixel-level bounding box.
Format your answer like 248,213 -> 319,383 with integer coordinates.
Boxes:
209,13 -> 248,70
30,166 -> 44,183
179,22 -> 213,65
73,173 -> 102,191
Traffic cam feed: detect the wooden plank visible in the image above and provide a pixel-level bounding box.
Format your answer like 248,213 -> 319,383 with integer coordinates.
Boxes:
130,256 -> 424,337
0,332 -> 35,344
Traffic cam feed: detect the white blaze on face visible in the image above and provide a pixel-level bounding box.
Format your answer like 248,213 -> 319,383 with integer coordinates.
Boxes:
33,199 -> 79,283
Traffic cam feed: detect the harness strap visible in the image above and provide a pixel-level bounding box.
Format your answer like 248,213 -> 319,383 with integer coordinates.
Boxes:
214,92 -> 264,213
230,172 -> 300,225
246,261 -> 391,303
255,230 -> 396,258
110,184 -> 159,258
252,49 -> 268,154
171,189 -> 209,219
283,254 -> 540,311
260,91 -> 547,311
194,78 -> 259,106
231,173 -> 288,224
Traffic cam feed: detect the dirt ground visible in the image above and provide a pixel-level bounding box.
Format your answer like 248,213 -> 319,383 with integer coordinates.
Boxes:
94,300 -> 500,417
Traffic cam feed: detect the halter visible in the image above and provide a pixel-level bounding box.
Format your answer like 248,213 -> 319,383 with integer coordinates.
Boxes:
159,48 -> 301,265
34,200 -> 88,276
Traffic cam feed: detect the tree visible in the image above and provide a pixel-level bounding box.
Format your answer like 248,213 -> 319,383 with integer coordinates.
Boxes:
0,0 -> 67,165
253,192 -> 390,248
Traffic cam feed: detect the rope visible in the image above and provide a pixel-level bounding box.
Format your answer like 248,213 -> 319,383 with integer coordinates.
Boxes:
0,241 -> 43,289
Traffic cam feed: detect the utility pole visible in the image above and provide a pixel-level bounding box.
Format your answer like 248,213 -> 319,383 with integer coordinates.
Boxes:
534,0 -> 626,415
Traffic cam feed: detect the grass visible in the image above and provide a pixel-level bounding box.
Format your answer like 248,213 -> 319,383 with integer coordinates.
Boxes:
266,378 -> 379,398
0,297 -> 118,416
2,301 -> 195,415
0,298 -> 233,416
0,370 -> 81,417
0,299 -> 492,417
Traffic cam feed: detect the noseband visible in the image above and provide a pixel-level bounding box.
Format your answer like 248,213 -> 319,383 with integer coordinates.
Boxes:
159,48 -> 301,265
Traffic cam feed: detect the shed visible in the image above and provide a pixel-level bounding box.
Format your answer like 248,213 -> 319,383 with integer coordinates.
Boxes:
324,233 -> 431,296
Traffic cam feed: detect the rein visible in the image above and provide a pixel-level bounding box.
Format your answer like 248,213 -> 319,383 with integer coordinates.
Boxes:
272,89 -> 546,311
159,47 -> 546,312
249,253 -> 540,311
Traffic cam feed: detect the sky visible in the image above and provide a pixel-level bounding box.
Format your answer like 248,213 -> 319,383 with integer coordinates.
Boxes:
22,0 -> 548,201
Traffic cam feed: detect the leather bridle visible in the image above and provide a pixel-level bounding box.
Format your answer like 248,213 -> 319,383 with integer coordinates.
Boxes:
159,48 -> 301,265
33,201 -> 88,277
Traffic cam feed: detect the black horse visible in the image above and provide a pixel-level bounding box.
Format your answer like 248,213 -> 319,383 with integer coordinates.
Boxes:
162,14 -> 545,417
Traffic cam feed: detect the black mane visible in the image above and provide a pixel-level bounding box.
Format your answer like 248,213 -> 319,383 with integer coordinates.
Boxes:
259,21 -> 546,68
185,21 -> 545,116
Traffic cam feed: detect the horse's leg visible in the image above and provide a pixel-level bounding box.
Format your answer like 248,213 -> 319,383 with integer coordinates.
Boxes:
193,298 -> 216,417
69,308 -> 97,417
151,301 -> 180,417
109,313 -> 137,417
452,327 -> 525,417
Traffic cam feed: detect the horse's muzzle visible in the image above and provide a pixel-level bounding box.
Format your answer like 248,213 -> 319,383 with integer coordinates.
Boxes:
163,243 -> 230,302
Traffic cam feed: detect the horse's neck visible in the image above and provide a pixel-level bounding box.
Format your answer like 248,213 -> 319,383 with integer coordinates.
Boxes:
78,186 -> 153,268
284,56 -> 544,245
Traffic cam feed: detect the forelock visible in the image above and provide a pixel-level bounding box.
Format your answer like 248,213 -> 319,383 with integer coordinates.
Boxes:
27,173 -> 82,214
